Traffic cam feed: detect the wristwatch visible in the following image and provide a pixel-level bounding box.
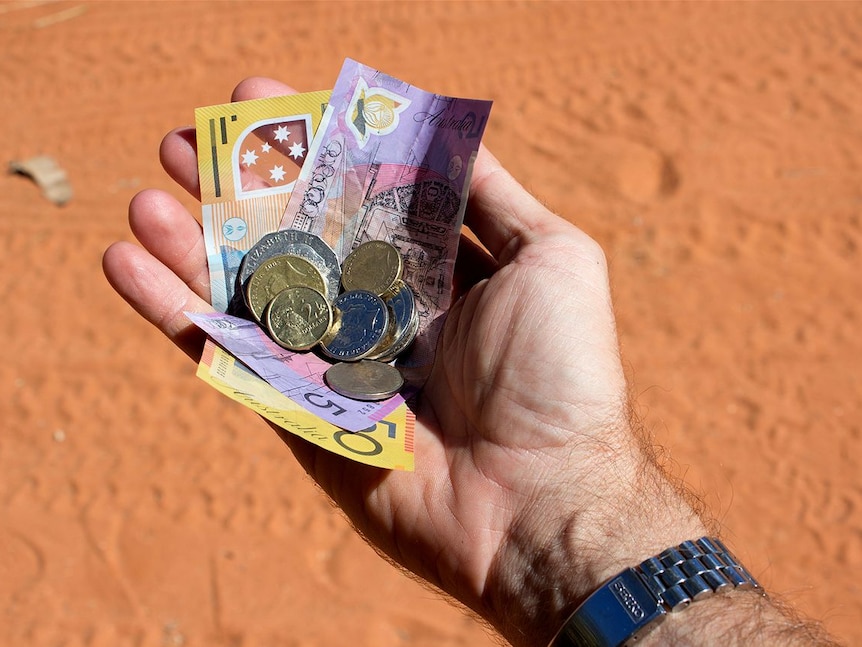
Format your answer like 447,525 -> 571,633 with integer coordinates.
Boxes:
548,537 -> 761,647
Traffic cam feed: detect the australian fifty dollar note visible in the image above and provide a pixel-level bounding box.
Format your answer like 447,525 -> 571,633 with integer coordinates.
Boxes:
197,339 -> 416,471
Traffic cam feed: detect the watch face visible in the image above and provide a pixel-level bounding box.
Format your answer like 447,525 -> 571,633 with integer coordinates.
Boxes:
551,568 -> 664,647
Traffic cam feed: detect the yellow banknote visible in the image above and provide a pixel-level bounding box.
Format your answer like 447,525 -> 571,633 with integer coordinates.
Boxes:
195,90 -> 331,311
197,340 -> 416,471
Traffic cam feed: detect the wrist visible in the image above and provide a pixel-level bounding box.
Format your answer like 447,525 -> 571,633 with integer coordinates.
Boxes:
481,439 -> 708,647
548,536 -> 763,647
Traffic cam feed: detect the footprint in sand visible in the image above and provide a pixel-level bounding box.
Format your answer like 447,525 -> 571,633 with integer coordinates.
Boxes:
611,138 -> 681,203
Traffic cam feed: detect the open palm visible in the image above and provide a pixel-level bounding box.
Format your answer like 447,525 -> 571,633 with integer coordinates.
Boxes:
103,77 -> 683,646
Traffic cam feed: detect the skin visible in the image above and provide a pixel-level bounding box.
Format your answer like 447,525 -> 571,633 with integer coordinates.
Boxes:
103,77 -> 838,647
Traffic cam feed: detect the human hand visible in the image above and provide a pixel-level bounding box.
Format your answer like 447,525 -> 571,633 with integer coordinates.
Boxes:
106,77 -> 816,647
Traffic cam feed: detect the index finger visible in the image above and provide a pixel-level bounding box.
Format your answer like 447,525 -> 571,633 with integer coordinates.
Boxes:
465,147 -> 584,265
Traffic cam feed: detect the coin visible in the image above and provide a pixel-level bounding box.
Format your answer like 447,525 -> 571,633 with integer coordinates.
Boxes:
237,229 -> 341,305
320,290 -> 389,361
246,254 -> 327,322
341,240 -> 403,296
367,281 -> 418,360
324,360 -> 404,401
265,286 -> 332,351
373,306 -> 419,362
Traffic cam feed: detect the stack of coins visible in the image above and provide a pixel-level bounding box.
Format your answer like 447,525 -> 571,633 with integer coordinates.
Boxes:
238,231 -> 418,401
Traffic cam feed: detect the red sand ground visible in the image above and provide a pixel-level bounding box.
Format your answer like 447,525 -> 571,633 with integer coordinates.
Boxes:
2,2 -> 861,644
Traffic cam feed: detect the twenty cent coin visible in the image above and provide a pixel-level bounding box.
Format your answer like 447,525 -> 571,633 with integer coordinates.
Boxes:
320,290 -> 389,361
324,360 -> 404,401
265,286 -> 332,351
368,280 -> 418,361
368,280 -> 419,361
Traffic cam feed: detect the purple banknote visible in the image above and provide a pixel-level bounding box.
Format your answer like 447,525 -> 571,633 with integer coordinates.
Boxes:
280,58 -> 492,383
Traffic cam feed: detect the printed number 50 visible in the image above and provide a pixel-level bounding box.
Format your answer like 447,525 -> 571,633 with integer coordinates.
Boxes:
333,421 -> 397,457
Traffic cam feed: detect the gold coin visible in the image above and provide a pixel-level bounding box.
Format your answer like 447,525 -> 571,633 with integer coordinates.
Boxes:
265,286 -> 332,351
247,254 -> 327,322
341,240 -> 403,296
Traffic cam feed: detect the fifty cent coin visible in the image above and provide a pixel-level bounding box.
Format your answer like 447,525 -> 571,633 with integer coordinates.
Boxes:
238,229 -> 341,304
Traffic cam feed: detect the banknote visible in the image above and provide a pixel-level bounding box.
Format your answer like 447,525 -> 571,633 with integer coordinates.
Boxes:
186,311 -> 405,432
280,59 -> 492,383
198,339 -> 415,471
196,91 -> 331,311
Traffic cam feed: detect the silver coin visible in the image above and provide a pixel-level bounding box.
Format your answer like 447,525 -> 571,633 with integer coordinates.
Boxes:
373,305 -> 419,363
320,290 -> 389,361
367,281 -> 418,360
238,229 -> 341,306
324,360 -> 404,401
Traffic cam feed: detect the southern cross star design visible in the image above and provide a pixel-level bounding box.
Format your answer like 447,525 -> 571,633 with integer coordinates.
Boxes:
288,141 -> 306,160
241,149 -> 258,166
273,125 -> 291,143
269,165 -> 286,182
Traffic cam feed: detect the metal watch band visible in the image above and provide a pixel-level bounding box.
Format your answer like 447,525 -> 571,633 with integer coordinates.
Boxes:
548,537 -> 761,647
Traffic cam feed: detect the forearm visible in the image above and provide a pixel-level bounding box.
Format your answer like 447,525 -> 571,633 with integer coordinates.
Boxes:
481,440 -> 705,646
640,588 -> 840,647
478,438 -> 838,647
